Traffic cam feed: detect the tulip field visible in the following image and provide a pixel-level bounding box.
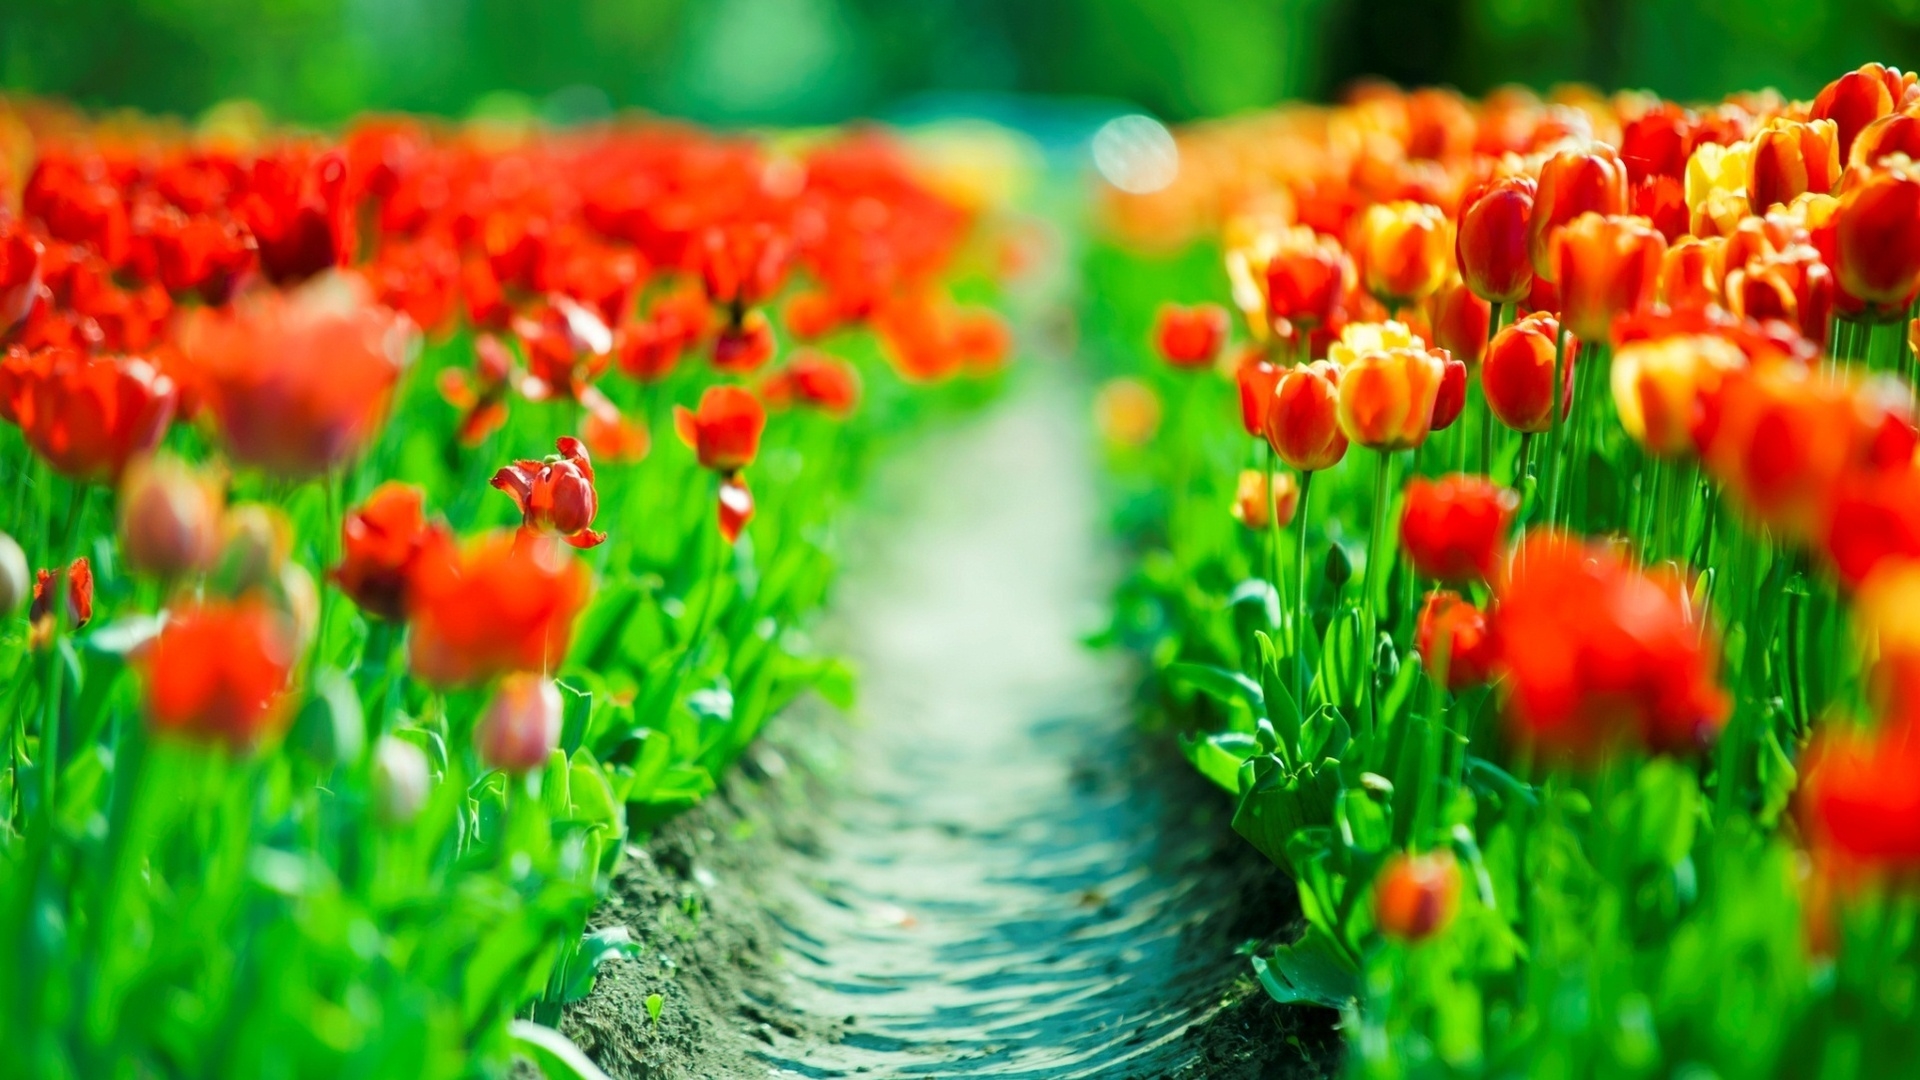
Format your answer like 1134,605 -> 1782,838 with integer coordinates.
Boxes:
8,55 -> 1920,1080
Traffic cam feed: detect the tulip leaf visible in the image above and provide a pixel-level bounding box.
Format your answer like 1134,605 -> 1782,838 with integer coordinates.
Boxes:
1166,661 -> 1265,712
506,1020 -> 616,1080
1179,730 -> 1260,794
1252,924 -> 1361,1010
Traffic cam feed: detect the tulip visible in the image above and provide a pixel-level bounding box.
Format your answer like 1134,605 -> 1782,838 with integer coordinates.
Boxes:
761,350 -> 862,417
1610,333 -> 1749,458
332,482 -> 447,621
476,673 -> 564,774
1551,213 -> 1666,342
30,557 -> 93,647
674,386 -> 766,474
1263,229 -> 1352,337
783,290 -> 842,341
0,534 -> 27,616
119,453 -> 224,579
1528,146 -> 1630,280
1399,474 -> 1518,583
1659,238 -> 1724,310
1812,63 -> 1915,165
1430,354 -> 1468,433
1834,164 -> 1920,310
178,275 -> 413,478
1264,361 -> 1348,471
1373,851 -> 1461,941
1855,566 -> 1920,723
1416,591 -> 1496,690
698,221 -> 790,309
0,347 -> 177,482
1355,201 -> 1452,308
1229,468 -> 1299,531
514,296 -> 614,403
1799,718 -> 1920,871
616,286 -> 713,383
1848,111 -> 1920,169
1,222 -> 44,333
1456,176 -> 1535,304
1631,174 -> 1690,243
1493,531 -> 1729,757
1153,303 -> 1230,368
1748,119 -> 1842,211
1234,353 -> 1281,438
1724,247 -> 1835,348
712,309 -> 777,374
408,531 -> 590,688
718,475 -> 754,545
1428,281 -> 1491,367
140,599 -> 296,749
1094,377 -> 1162,449
491,437 -> 606,550
1621,103 -> 1696,183
1819,470 -> 1920,591
371,735 -> 431,826
1482,313 -> 1576,435
1683,140 -> 1754,224
1334,330 -> 1449,451
953,308 -> 1013,374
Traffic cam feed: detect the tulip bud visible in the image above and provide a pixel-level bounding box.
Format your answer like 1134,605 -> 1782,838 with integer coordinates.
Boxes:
1153,303 -> 1230,368
0,533 -> 28,616
371,735 -> 432,825
1428,282 -> 1491,367
1416,591 -> 1495,690
1230,469 -> 1299,531
118,454 -> 224,579
1234,353 -> 1281,438
1455,176 -> 1535,304
1374,851 -> 1461,941
1482,312 -> 1576,434
1551,213 -> 1666,342
1529,146 -> 1630,280
1430,354 -> 1468,432
1355,201 -> 1452,307
476,672 -> 563,774
1337,345 -> 1448,451
718,475 -> 755,544
1835,164 -> 1920,310
1264,360 -> 1348,472
1748,119 -> 1842,211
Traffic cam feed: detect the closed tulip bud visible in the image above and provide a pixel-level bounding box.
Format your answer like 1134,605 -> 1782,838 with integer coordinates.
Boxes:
1835,164 -> 1920,310
1812,63 -> 1916,164
1264,360 -> 1349,471
1428,281 -> 1491,367
1234,353 -> 1281,437
371,735 -> 431,826
1374,851 -> 1461,941
1528,145 -> 1629,280
1153,303 -> 1230,368
1456,176 -> 1535,304
1416,591 -> 1496,690
1610,333 -> 1748,458
1725,247 -> 1835,348
1748,119 -> 1841,211
1552,213 -> 1666,342
718,475 -> 754,544
476,672 -> 562,774
1400,474 -> 1518,583
1849,111 -> 1920,169
1338,345 -> 1448,451
1430,353 -> 1468,432
674,386 -> 766,474
119,454 -> 224,579
1659,237 -> 1724,309
217,504 -> 293,595
0,533 -> 27,616
1482,312 -> 1577,434
1230,469 -> 1299,531
1260,227 -> 1353,335
1356,201 -> 1452,307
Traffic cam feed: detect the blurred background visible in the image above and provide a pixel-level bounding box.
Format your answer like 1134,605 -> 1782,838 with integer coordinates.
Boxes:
3,0 -> 1916,126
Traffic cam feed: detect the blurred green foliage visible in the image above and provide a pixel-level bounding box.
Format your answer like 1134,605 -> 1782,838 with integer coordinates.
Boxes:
3,0 -> 1919,125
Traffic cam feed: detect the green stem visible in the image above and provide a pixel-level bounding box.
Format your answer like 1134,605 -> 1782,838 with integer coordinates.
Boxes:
1264,441 -> 1285,627
1544,319 -> 1569,527
1480,302 -> 1503,478
1361,450 -> 1394,735
1294,469 -> 1315,709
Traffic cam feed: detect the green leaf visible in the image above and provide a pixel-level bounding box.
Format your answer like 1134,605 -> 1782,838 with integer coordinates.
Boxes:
1179,730 -> 1260,793
1251,924 -> 1361,1009
1166,661 -> 1265,711
507,1020 -> 615,1080
1232,754 -> 1342,874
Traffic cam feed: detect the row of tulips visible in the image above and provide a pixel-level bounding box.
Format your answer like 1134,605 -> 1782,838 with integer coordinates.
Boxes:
1088,63 -> 1920,1076
0,97 -> 1010,1078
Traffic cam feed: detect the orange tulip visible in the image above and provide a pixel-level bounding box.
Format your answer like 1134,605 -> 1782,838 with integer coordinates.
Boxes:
1416,591 -> 1496,689
1528,145 -> 1630,280
1264,361 -> 1348,471
1610,332 -> 1749,458
1356,201 -> 1452,308
1848,111 -> 1920,169
1834,163 -> 1920,310
1374,851 -> 1461,941
408,531 -> 590,688
1551,213 -> 1666,342
1153,303 -> 1229,368
140,598 -> 296,749
674,386 -> 766,474
491,436 -> 606,550
1229,468 -> 1299,531
1456,175 -> 1535,304
1748,119 -> 1842,211
1724,246 -> 1835,348
1481,312 -> 1576,434
1337,345 -> 1448,451
0,346 -> 177,482
1659,237 -> 1723,310
332,481 -> 446,622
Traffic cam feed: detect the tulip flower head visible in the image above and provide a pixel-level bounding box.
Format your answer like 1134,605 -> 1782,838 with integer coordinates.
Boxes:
1610,332 -> 1749,458
761,351 -> 862,417
1374,851 -> 1461,941
1264,360 -> 1349,471
674,386 -> 766,475
0,222 -> 45,333
1355,201 -> 1453,308
332,482 -> 448,621
1812,63 -> 1917,164
1529,145 -> 1630,280
1331,322 -> 1450,451
712,309 -> 777,374
0,346 -> 177,482
1799,719 -> 1920,873
30,557 -> 93,647
492,437 -> 606,550
1552,213 -> 1667,342
1456,175 -> 1536,304
1230,468 -> 1300,531
1261,227 -> 1353,339
1416,591 -> 1496,690
1481,314 -> 1576,435
1834,160 -> 1920,311
408,531 -> 590,688
141,599 -> 296,750
1399,474 -> 1518,583
1234,353 -> 1281,437
118,453 -> 224,579
476,672 -> 564,774
1748,118 -> 1842,211
1428,281 -> 1492,367
1153,303 -> 1230,368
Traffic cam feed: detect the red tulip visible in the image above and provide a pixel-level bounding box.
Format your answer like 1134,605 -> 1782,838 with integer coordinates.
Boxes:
1848,111 -> 1920,169
1528,146 -> 1630,280
1800,718 -> 1920,872
1265,231 -> 1352,335
1154,303 -> 1229,368
1812,63 -> 1916,165
1551,213 -> 1666,342
492,437 -> 606,550
1724,246 -> 1835,348
1834,164 -> 1920,311
1819,469 -> 1920,591
1416,591 -> 1496,690
1400,474 -> 1518,583
0,221 -> 45,333
333,482 -> 447,622
0,346 -> 177,482
674,386 -> 766,474
1374,851 -> 1461,941
1428,281 -> 1492,367
1430,353 -> 1468,432
30,556 -> 93,646
408,531 -> 590,688
1456,175 -> 1535,304
1481,312 -> 1575,434
712,309 -> 777,374
761,350 -> 862,416
718,475 -> 754,544
140,599 -> 296,749
1234,352 -> 1281,437
1264,360 -> 1348,471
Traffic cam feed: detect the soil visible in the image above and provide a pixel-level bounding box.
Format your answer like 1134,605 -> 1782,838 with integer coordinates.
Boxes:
559,366 -> 1343,1078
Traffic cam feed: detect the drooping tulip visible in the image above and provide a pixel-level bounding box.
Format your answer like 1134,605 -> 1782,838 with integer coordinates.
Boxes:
1264,361 -> 1348,472
491,437 -> 606,550
1528,145 -> 1630,280
1399,474 -> 1518,583
1355,201 -> 1453,308
1456,175 -> 1535,304
476,673 -> 564,774
1551,213 -> 1667,341
408,531 -> 590,688
1153,303 -> 1230,368
333,482 -> 446,622
1374,851 -> 1461,942
140,599 -> 296,749
674,386 -> 766,474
